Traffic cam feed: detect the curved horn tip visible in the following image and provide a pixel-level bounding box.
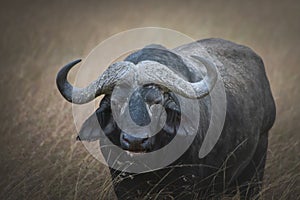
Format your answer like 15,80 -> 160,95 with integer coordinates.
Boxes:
56,59 -> 82,103
190,55 -> 218,97
63,59 -> 82,70
56,59 -> 82,79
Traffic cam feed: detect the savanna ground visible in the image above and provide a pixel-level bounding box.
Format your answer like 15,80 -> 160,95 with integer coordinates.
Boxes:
0,0 -> 299,199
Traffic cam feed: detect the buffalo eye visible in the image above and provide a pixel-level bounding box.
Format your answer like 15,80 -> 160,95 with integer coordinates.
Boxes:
163,93 -> 181,114
141,85 -> 163,105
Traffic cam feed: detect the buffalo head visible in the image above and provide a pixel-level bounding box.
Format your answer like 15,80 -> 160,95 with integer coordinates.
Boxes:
56,54 -> 217,154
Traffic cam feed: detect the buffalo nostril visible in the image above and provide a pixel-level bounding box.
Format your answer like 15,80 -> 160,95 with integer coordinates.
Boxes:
122,135 -> 130,144
122,134 -> 148,144
141,138 -> 148,144
120,133 -> 151,152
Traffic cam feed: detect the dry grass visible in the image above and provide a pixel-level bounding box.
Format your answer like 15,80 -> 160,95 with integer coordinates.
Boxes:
0,0 -> 299,199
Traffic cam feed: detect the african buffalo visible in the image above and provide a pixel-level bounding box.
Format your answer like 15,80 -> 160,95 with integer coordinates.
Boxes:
56,38 -> 276,199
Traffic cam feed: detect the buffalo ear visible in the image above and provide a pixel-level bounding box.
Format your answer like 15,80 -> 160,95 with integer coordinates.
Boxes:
77,112 -> 102,141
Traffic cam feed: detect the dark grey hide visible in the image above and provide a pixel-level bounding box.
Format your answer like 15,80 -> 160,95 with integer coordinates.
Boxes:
60,39 -> 276,199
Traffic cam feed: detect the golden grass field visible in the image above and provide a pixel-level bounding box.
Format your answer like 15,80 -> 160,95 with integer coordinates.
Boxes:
0,0 -> 299,199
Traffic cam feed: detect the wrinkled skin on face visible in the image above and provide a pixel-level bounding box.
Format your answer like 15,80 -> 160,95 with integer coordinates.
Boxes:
93,85 -> 181,153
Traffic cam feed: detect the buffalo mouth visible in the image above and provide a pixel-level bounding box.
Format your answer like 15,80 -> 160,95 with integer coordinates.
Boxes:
119,132 -> 154,154
124,150 -> 147,157
116,129 -> 177,155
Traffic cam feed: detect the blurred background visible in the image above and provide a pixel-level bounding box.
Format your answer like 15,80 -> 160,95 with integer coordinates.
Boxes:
0,0 -> 299,199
